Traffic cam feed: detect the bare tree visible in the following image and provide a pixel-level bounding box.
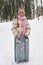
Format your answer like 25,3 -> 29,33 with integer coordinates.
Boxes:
35,0 -> 39,20
40,0 -> 42,15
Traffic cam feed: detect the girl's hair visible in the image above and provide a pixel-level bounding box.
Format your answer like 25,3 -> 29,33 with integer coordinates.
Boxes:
18,7 -> 25,15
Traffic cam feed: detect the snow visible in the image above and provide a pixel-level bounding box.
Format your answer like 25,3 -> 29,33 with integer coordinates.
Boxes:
0,17 -> 43,65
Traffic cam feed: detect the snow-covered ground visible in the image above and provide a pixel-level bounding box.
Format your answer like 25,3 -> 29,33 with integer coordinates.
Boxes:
0,17 -> 43,65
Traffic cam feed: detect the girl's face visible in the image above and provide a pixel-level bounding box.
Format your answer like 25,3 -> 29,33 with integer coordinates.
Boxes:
18,11 -> 25,17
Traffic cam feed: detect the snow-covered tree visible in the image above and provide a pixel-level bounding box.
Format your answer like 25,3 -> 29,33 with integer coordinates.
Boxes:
31,0 -> 35,19
40,0 -> 42,15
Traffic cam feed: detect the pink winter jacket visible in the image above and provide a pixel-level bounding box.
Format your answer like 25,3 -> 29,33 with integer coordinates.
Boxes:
18,15 -> 26,35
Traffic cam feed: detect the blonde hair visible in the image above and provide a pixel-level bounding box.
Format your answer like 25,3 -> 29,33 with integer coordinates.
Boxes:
18,8 -> 25,15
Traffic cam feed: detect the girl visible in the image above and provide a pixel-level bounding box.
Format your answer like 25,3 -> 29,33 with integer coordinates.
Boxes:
11,8 -> 31,37
11,7 -> 31,63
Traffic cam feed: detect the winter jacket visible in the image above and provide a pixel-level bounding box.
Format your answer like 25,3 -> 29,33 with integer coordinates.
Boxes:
11,17 -> 31,37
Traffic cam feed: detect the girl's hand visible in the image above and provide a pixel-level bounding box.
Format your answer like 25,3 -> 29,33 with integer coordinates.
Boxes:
17,32 -> 21,38
25,30 -> 30,37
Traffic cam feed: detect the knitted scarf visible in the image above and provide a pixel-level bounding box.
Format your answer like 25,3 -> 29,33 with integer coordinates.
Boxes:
18,15 -> 26,35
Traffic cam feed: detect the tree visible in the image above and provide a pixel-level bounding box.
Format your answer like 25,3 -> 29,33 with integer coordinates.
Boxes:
0,0 -> 4,22
31,0 -> 35,19
36,6 -> 41,17
40,0 -> 42,15
35,0 -> 39,20
2,1 -> 11,21
25,0 -> 31,19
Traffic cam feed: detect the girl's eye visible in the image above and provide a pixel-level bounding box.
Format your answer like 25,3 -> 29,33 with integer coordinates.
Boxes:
20,12 -> 23,14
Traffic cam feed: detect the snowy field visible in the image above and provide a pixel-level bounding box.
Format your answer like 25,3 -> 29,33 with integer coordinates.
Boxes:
0,17 -> 43,65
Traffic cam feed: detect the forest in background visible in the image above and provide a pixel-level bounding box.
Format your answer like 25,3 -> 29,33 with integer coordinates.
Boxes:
0,0 -> 43,22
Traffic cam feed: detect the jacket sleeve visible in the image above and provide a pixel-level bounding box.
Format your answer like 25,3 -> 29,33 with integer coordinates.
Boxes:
25,20 -> 31,36
11,19 -> 21,37
11,19 -> 18,36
